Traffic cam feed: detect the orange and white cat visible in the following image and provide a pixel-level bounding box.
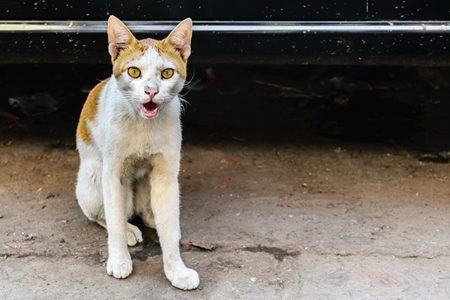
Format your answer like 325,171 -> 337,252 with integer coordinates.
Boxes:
75,16 -> 199,290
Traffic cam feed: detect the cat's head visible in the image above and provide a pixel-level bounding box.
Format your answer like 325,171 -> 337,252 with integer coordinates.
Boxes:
107,15 -> 192,119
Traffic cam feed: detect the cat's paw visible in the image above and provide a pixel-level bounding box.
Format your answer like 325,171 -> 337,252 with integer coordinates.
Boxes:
166,266 -> 200,290
126,223 -> 143,246
107,257 -> 133,279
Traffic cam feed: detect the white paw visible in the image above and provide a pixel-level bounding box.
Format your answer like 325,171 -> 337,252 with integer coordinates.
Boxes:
126,223 -> 143,246
107,257 -> 133,279
166,266 -> 200,290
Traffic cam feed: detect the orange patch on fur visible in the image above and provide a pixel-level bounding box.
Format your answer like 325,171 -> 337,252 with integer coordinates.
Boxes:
156,38 -> 188,79
76,78 -> 109,144
112,40 -> 148,78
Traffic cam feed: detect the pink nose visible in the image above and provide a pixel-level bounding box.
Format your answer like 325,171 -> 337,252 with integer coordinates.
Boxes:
145,88 -> 158,100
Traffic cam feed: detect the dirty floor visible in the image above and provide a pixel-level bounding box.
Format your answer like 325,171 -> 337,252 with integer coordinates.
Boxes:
1,65 -> 450,299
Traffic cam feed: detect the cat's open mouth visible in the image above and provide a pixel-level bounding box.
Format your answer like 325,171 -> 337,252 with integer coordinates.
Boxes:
140,101 -> 159,118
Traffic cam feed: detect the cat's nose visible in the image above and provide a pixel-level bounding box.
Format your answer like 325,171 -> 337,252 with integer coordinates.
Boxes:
144,88 -> 159,100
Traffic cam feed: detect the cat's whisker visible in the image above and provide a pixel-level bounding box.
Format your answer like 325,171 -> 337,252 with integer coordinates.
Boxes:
182,72 -> 196,92
179,97 -> 190,113
184,71 -> 196,87
179,88 -> 190,98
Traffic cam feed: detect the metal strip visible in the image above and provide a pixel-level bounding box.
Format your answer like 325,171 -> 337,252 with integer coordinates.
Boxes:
0,20 -> 449,34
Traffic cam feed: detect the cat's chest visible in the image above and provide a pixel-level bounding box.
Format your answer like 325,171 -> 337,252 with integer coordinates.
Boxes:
104,115 -> 180,158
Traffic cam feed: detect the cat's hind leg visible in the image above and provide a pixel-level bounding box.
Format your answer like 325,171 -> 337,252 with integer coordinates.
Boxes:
76,159 -> 106,224
77,159 -> 142,246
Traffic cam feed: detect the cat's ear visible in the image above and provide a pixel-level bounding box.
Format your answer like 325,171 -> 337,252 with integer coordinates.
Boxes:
166,18 -> 193,61
107,15 -> 137,61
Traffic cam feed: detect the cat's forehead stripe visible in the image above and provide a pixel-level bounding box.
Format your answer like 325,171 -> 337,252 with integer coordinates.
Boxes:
76,78 -> 109,144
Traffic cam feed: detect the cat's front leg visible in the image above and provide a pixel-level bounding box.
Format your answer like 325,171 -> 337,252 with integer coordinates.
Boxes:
151,154 -> 200,290
102,165 -> 133,279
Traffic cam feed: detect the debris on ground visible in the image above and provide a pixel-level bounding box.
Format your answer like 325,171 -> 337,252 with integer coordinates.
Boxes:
5,241 -> 34,249
251,79 -> 312,99
418,153 -> 450,164
190,241 -> 217,251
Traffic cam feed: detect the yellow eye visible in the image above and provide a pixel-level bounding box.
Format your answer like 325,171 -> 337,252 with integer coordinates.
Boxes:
127,67 -> 141,78
161,68 -> 174,79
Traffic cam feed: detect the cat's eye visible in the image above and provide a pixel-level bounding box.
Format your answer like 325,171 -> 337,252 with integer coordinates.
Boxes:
127,67 -> 141,78
161,68 -> 174,79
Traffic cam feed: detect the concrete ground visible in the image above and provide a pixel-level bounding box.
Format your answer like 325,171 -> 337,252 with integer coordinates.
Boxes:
1,65 -> 450,299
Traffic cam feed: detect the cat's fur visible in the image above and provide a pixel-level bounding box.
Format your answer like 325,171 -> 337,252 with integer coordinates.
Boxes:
75,16 -> 199,290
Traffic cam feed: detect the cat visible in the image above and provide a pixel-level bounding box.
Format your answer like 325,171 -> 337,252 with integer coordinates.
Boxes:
75,15 -> 199,290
